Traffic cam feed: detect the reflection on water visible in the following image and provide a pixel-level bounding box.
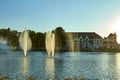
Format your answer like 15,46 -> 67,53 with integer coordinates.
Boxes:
0,52 -> 120,79
98,53 -> 109,77
116,53 -> 120,79
22,57 -> 29,76
116,53 -> 120,70
45,57 -> 55,79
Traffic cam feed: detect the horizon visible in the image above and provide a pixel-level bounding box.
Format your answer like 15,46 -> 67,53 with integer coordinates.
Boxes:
0,27 -> 117,38
0,0 -> 120,43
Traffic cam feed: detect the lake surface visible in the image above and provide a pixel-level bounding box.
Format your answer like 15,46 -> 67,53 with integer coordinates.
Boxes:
0,51 -> 120,80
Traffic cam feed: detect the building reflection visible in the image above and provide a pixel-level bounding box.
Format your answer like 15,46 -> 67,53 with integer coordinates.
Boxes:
116,53 -> 120,69
115,53 -> 120,74
45,58 -> 55,79
98,53 -> 120,79
98,53 -> 109,76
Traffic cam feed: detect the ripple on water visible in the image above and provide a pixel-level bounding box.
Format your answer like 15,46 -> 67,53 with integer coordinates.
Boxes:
0,52 -> 120,79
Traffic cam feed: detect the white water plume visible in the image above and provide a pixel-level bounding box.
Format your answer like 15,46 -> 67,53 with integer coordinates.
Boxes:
0,37 -> 9,51
19,29 -> 32,56
45,31 -> 55,57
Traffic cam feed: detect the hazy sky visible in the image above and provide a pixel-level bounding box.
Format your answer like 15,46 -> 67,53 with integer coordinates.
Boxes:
0,0 -> 120,38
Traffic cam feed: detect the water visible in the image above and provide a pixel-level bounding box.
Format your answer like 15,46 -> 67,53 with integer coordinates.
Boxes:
0,51 -> 120,80
19,30 -> 32,56
45,31 -> 55,57
0,37 -> 9,51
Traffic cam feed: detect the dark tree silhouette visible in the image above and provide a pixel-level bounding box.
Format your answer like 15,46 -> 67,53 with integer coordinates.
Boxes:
55,27 -> 66,51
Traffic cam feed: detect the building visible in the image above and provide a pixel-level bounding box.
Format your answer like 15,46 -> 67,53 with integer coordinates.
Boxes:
103,33 -> 120,48
66,32 -> 103,51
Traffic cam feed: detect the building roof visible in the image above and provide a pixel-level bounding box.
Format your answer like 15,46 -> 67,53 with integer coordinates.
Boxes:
108,33 -> 116,38
66,32 -> 103,39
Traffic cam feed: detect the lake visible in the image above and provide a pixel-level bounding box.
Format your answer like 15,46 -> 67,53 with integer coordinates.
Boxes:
0,51 -> 120,80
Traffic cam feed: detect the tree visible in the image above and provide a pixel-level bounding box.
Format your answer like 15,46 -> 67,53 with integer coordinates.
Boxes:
29,30 -> 45,50
55,27 -> 66,51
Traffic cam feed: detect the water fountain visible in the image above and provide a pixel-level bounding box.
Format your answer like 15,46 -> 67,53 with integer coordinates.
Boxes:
19,29 -> 32,56
0,37 -> 9,51
45,31 -> 55,57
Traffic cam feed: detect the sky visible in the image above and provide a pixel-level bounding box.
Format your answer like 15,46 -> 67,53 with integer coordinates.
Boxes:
0,0 -> 120,41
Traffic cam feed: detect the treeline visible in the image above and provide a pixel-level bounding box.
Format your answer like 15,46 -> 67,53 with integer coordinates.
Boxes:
0,27 -> 66,51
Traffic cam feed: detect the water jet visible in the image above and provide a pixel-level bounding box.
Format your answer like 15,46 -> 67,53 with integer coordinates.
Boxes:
45,31 -> 55,57
19,29 -> 32,56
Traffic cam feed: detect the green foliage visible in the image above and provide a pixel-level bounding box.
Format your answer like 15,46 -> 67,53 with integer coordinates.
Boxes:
55,27 -> 66,48
28,30 -> 45,50
0,27 -> 66,51
0,28 -> 19,49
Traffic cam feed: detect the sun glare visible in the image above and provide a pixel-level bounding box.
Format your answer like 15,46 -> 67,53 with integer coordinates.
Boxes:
115,18 -> 120,43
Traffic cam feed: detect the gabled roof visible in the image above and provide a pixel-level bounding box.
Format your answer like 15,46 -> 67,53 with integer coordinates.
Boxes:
66,32 -> 103,39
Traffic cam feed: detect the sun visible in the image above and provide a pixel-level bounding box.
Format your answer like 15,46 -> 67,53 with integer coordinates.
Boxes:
115,18 -> 120,43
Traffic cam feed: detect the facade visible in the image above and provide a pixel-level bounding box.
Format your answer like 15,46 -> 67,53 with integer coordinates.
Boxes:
66,32 -> 103,51
103,33 -> 120,48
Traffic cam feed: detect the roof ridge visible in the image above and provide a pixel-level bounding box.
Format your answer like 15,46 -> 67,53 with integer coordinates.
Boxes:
66,32 -> 103,39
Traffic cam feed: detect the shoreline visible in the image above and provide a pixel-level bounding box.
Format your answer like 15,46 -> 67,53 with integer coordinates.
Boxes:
12,48 -> 120,53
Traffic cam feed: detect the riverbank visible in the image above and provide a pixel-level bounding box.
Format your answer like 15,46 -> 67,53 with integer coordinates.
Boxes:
14,47 -> 120,52
80,48 -> 120,52
0,74 -> 86,80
